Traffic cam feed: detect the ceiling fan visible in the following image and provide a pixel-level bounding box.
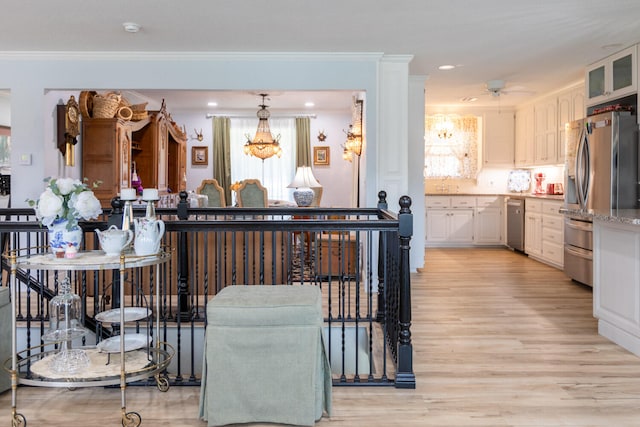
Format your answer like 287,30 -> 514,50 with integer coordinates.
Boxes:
482,79 -> 534,98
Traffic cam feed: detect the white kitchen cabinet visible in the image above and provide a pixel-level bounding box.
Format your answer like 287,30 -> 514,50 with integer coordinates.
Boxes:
426,208 -> 473,244
474,196 -> 502,245
483,110 -> 515,167
540,200 -> 564,268
558,83 -> 585,162
425,196 -> 475,245
425,196 -> 503,246
448,210 -> 475,243
586,45 -> 637,107
426,209 -> 450,243
425,196 -> 451,209
525,198 -> 564,268
593,219 -> 640,357
525,211 -> 542,257
475,208 -> 502,244
515,105 -> 535,167
534,96 -> 559,165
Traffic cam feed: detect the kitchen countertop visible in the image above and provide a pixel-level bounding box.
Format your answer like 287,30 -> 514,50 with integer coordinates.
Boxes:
424,193 -> 565,201
560,207 -> 640,225
425,193 -> 503,197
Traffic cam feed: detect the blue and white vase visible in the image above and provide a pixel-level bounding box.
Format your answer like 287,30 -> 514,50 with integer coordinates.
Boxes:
48,219 -> 83,257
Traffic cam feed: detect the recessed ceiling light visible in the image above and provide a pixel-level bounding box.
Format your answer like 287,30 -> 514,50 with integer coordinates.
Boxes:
305,102 -> 315,107
207,101 -> 218,107
122,22 -> 141,33
438,65 -> 456,70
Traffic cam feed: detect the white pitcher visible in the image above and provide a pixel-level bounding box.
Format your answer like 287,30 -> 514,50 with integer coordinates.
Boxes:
133,217 -> 165,256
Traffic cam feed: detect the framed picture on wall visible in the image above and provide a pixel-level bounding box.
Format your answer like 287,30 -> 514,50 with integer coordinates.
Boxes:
313,146 -> 330,166
192,146 -> 208,166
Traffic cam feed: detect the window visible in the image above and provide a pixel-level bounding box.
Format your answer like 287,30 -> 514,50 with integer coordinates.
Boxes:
229,118 -> 296,202
424,115 -> 479,180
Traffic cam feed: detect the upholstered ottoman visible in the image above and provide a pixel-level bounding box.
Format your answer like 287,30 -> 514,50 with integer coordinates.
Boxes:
199,285 -> 332,426
0,286 -> 11,394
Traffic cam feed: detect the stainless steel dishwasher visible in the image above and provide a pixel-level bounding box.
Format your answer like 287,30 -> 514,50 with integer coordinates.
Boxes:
506,197 -> 525,252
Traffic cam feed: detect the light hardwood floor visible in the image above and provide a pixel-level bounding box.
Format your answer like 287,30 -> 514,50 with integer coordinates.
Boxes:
3,247 -> 640,426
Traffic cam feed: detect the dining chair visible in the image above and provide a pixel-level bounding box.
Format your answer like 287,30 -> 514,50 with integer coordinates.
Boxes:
196,179 -> 226,207
236,179 -> 268,207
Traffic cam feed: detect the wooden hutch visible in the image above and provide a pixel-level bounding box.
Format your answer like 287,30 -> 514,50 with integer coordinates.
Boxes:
81,103 -> 187,206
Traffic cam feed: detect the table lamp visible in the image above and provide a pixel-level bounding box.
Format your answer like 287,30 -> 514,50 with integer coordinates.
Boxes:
287,166 -> 321,207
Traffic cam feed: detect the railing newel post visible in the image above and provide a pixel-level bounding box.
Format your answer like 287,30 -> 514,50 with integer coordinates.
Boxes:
395,195 -> 415,388
376,190 -> 388,322
177,191 -> 191,320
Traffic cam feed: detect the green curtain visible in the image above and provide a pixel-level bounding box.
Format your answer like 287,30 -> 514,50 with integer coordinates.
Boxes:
213,117 -> 231,205
295,117 -> 311,167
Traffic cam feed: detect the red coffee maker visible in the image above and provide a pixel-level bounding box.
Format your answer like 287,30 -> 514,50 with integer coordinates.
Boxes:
534,172 -> 546,194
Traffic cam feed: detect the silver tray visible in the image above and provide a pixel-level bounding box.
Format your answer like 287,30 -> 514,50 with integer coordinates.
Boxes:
95,307 -> 151,323
96,333 -> 150,353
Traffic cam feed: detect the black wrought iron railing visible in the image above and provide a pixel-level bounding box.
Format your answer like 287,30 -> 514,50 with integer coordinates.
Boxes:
0,191 -> 414,388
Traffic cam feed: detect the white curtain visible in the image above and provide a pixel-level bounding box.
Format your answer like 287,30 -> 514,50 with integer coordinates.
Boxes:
424,115 -> 479,180
229,118 -> 296,202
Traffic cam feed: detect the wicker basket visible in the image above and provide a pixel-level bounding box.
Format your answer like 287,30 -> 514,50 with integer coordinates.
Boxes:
131,110 -> 149,121
92,93 -> 121,118
79,91 -> 97,118
130,102 -> 148,121
117,106 -> 133,121
130,102 -> 148,112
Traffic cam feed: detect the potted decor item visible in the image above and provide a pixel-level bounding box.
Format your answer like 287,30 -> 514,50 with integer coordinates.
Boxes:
28,177 -> 102,257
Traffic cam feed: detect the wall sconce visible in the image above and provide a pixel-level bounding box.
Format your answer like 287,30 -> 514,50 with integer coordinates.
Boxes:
343,98 -> 363,156
341,144 -> 352,162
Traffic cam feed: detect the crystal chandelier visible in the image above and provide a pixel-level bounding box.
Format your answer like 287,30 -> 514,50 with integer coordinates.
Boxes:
244,94 -> 282,161
436,116 -> 454,139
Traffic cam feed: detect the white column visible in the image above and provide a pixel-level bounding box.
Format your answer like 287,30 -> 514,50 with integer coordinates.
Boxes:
408,75 -> 427,271
373,55 -> 412,209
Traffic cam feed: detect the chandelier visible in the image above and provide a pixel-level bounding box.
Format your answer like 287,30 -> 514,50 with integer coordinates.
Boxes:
244,94 -> 282,160
436,116 -> 454,139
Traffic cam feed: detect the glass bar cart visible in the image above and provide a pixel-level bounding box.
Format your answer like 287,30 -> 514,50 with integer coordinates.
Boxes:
4,248 -> 173,427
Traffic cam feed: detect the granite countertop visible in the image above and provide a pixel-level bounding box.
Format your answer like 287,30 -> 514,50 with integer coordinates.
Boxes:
424,193 -> 565,201
560,207 -> 640,225
424,193 -> 503,197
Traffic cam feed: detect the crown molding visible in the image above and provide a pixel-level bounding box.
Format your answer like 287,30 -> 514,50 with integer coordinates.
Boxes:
0,51 -> 386,62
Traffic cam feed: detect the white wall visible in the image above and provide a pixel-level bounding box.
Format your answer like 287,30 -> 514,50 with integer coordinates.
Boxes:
308,112 -> 354,207
170,109 -> 353,207
0,53 -> 385,204
0,52 -> 424,269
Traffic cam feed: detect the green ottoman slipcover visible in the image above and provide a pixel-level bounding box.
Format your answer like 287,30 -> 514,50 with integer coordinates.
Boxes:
199,285 -> 332,426
0,287 -> 11,394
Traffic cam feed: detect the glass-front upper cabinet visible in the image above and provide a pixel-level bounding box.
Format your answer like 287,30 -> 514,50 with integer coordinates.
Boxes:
585,45 -> 637,106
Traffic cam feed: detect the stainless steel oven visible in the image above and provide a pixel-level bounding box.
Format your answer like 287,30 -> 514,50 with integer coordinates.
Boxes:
564,217 -> 593,287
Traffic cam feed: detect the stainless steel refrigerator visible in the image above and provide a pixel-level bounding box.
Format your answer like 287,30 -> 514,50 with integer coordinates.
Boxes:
564,111 -> 639,286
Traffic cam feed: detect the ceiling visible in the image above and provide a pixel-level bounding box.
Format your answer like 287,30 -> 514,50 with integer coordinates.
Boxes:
2,1 -> 640,111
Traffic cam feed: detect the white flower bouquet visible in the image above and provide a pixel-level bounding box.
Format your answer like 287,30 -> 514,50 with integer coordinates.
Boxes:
28,177 -> 103,230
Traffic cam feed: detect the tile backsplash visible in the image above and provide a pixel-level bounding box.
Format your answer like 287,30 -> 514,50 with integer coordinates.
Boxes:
424,166 -> 564,194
